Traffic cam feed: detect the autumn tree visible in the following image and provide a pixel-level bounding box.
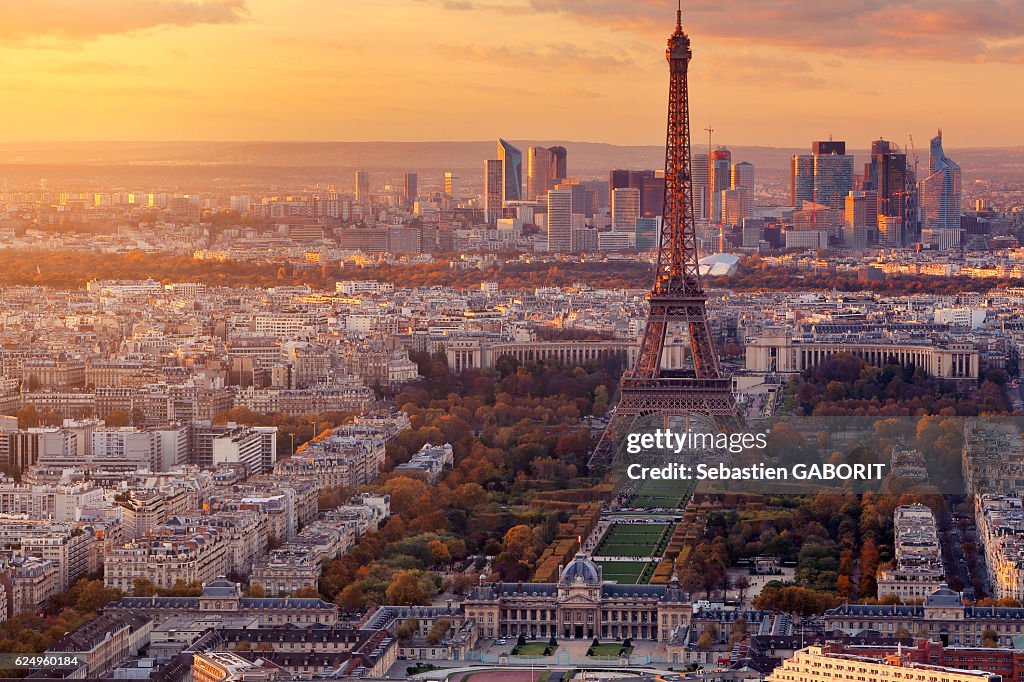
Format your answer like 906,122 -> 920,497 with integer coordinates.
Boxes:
16,404 -> 40,429
982,626 -> 999,647
426,618 -> 452,645
103,410 -> 131,427
72,579 -> 123,613
396,617 -> 419,641
429,539 -> 452,567
131,578 -> 157,596
337,583 -> 368,611
386,570 -> 431,606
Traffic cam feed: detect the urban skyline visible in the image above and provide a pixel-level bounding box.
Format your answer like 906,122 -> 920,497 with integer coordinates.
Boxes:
2,3 -> 1024,681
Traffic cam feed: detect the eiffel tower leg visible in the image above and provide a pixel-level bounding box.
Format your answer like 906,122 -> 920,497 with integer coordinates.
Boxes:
589,409 -> 651,470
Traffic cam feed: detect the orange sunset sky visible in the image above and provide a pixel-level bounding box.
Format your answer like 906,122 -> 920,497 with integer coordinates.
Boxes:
1,0 -> 1022,146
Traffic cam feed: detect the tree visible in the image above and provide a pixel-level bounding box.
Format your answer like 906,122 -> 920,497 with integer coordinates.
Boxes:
131,578 -> 157,596
337,583 -> 368,611
16,404 -> 40,429
396,617 -> 419,641
426,618 -> 451,645
103,410 -> 131,427
753,585 -> 838,617
444,573 -> 479,595
680,568 -> 703,595
72,579 -> 122,612
503,524 -> 539,562
446,538 -> 468,561
166,580 -> 203,597
384,477 -> 431,515
592,385 -> 609,415
729,617 -> 747,646
386,570 -> 431,606
734,575 -> 750,603
429,539 -> 452,567
131,407 -> 146,426
836,575 -> 854,600
456,483 -> 488,510
982,626 -> 999,647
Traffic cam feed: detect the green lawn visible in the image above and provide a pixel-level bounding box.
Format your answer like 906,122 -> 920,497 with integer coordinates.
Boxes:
627,477 -> 696,509
513,642 -> 557,656
595,560 -> 654,584
594,522 -> 674,557
588,643 -> 634,657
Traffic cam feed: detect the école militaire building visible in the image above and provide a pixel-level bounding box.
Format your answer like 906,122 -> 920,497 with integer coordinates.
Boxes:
463,552 -> 690,641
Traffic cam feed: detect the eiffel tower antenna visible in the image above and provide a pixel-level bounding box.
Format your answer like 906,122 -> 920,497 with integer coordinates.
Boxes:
590,4 -> 739,468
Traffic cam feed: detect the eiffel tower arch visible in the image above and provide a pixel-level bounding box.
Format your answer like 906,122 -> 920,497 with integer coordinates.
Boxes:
590,6 -> 741,468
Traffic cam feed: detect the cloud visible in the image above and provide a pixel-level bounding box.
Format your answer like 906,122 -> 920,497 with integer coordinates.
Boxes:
46,60 -> 151,75
527,0 -> 1024,63
703,52 -> 828,90
434,42 -> 637,74
0,0 -> 249,43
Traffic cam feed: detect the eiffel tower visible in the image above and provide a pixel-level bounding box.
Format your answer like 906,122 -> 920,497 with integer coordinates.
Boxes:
589,5 -> 739,468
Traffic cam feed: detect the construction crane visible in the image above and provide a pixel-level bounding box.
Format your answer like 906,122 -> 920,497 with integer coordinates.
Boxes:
904,135 -> 921,243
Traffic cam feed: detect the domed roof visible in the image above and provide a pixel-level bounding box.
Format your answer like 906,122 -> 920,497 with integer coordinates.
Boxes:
560,552 -> 602,586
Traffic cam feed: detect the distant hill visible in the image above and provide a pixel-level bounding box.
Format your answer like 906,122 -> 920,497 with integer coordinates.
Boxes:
0,141 -> 1019,187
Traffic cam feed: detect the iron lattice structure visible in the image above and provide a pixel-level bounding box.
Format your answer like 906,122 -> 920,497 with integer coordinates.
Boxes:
589,9 -> 739,467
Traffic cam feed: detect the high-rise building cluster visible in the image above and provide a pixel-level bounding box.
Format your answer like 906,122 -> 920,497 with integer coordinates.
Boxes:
787,133 -> 963,250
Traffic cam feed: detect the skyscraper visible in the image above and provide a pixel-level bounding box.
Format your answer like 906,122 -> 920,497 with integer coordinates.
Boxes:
611,187 -> 640,232
812,141 -> 855,210
863,139 -> 908,219
691,153 -> 710,219
546,188 -> 573,252
791,154 -> 814,207
609,169 -> 663,218
730,161 -> 755,218
845,191 -> 869,250
403,172 -> 418,209
920,131 -> 962,231
720,188 -> 747,227
555,178 -> 597,217
635,217 -> 660,250
484,159 -> 503,224
878,214 -> 904,247
444,171 -> 459,199
527,147 -> 553,201
548,146 -> 567,184
609,169 -> 631,191
639,173 -> 665,217
710,148 -> 731,224
497,138 -> 522,204
354,170 -> 370,203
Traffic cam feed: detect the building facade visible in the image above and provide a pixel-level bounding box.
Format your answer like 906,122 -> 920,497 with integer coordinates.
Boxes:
463,553 -> 691,641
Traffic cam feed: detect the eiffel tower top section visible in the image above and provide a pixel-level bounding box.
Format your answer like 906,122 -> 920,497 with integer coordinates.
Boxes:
654,3 -> 702,300
667,4 -> 692,63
